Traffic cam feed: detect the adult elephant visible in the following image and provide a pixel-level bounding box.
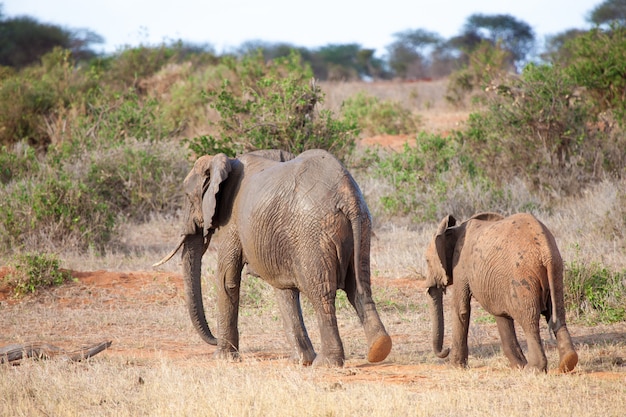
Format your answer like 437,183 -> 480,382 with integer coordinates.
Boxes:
155,149 -> 392,367
423,212 -> 578,373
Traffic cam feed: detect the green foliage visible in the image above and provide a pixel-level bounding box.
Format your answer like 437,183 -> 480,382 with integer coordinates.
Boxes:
588,0 -> 626,26
186,51 -> 358,160
240,275 -> 275,313
85,139 -> 189,222
100,44 -> 182,89
461,13 -> 535,67
565,255 -> 626,324
0,47 -> 108,149
445,41 -> 511,106
0,144 -> 38,184
457,62 -> 624,195
5,252 -> 73,296
0,170 -> 114,253
368,132 -> 465,221
0,16 -> 68,68
562,25 -> 626,124
340,92 -> 421,136
82,89 -> 172,143
362,131 -> 544,221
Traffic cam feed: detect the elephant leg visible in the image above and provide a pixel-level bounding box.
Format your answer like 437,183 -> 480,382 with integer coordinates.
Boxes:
345,277 -> 392,363
451,285 -> 471,367
495,316 -> 527,369
214,250 -> 243,361
519,317 -> 547,373
554,325 -> 578,373
274,288 -> 316,366
309,288 -> 344,367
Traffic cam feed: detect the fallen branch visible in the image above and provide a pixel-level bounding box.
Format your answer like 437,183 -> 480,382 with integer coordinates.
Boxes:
0,341 -> 112,364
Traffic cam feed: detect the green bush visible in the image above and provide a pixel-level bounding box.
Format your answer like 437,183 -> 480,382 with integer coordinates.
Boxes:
445,41 -> 512,106
458,63 -> 616,195
82,90 -> 172,143
5,252 -> 73,297
0,171 -> 114,253
565,256 -> 626,324
0,48 -> 86,149
98,44 -> 181,90
85,139 -> 189,221
0,144 -> 39,184
340,92 -> 421,136
367,132 -> 471,221
561,25 -> 626,125
362,131 -> 544,222
185,50 -> 358,160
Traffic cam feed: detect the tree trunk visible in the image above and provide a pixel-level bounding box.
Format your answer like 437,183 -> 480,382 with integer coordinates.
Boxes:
0,341 -> 111,364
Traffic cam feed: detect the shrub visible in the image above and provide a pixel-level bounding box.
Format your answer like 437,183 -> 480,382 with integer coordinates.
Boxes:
561,25 -> 626,125
0,171 -> 114,253
340,92 -> 421,137
445,41 -> 512,106
5,252 -> 73,297
0,48 -> 86,149
565,255 -> 626,324
362,131 -> 544,222
367,132 -> 472,221
0,143 -> 39,184
458,63 -> 620,195
81,90 -> 172,143
98,44 -> 182,90
85,139 -> 189,221
185,50 -> 358,160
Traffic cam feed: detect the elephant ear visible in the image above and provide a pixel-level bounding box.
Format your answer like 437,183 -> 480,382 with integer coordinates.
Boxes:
469,212 -> 504,222
201,153 -> 231,235
434,215 -> 457,286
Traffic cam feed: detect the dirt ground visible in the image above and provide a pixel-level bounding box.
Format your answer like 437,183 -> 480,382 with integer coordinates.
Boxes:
1,265 -> 625,385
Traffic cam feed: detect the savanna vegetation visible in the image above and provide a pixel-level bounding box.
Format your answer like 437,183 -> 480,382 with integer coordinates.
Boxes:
1,1 -> 625,416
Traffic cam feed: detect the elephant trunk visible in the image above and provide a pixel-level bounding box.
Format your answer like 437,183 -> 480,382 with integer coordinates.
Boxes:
427,286 -> 450,358
182,232 -> 217,346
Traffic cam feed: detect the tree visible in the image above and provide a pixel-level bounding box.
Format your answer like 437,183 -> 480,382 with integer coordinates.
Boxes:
0,8 -> 103,69
460,13 -> 535,69
542,29 -> 588,63
386,28 -> 443,79
588,0 -> 626,26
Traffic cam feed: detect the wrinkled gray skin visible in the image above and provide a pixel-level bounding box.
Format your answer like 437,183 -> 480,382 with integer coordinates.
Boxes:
424,212 -> 578,373
178,149 -> 391,367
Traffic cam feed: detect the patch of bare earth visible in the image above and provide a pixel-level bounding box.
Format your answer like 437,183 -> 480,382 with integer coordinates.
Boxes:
1,266 -> 624,385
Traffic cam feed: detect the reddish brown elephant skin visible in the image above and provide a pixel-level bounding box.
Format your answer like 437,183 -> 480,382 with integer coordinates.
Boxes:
424,212 -> 578,373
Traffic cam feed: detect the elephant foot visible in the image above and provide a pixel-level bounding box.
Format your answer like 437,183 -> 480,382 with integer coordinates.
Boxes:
558,351 -> 578,373
523,364 -> 547,374
312,354 -> 344,368
289,350 -> 316,366
213,348 -> 240,362
367,334 -> 392,363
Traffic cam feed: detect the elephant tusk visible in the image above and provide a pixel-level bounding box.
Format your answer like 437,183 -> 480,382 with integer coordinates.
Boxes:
152,236 -> 185,267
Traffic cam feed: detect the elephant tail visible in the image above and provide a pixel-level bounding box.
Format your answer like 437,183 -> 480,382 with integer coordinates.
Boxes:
545,258 -> 564,334
351,212 -> 365,295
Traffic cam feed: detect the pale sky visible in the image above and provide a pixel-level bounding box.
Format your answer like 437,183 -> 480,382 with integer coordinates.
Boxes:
2,0 -> 599,56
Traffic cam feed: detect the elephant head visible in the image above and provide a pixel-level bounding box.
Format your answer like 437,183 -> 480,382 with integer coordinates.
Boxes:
424,212 -> 504,359
424,214 -> 457,359
154,150 -> 295,347
176,153 -> 233,346
182,153 -> 231,236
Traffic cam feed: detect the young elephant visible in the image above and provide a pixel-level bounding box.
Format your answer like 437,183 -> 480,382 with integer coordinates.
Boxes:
424,212 -> 578,373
